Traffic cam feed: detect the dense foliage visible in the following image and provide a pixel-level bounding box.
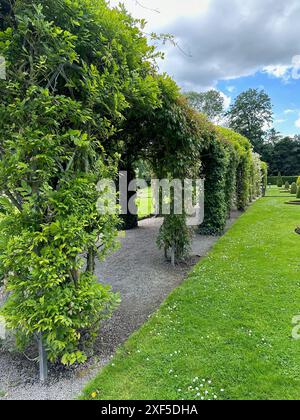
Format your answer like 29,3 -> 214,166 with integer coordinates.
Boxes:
217,128 -> 253,211
277,172 -> 284,188
199,126 -> 264,235
291,182 -> 297,195
227,90 -> 300,177
262,136 -> 300,176
199,131 -> 229,235
227,89 -> 273,153
0,0 -> 160,365
185,90 -> 225,122
0,0 -> 267,370
261,162 -> 268,196
268,176 -> 297,185
147,81 -> 203,261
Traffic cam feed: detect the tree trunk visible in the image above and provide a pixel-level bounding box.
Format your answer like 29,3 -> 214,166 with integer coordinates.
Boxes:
86,248 -> 96,274
119,162 -> 138,230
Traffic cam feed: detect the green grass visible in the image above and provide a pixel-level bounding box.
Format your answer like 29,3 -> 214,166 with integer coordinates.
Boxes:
136,187 -> 154,219
81,187 -> 300,400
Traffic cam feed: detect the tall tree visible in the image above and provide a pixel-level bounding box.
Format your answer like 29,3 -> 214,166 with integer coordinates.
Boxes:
227,89 -> 273,152
258,128 -> 282,170
185,90 -> 225,122
264,128 -> 282,145
272,137 -> 300,175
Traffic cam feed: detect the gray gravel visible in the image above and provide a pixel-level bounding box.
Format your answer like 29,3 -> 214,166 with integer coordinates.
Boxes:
0,212 -> 241,400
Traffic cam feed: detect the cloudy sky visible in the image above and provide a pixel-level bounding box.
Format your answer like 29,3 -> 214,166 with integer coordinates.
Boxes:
110,0 -> 300,135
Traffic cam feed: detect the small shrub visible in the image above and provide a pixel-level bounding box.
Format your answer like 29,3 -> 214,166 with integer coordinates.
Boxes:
291,182 -> 297,194
284,181 -> 290,190
157,214 -> 192,263
277,172 -> 283,188
297,187 -> 300,199
297,176 -> 300,187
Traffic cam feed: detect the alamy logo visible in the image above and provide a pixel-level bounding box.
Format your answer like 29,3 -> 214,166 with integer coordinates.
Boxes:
0,316 -> 6,340
96,172 -> 205,227
0,56 -> 6,80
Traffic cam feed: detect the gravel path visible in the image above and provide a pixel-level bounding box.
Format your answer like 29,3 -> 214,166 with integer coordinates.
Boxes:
0,212 -> 241,400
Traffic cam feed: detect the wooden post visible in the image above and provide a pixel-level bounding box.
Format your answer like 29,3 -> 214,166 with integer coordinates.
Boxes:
38,333 -> 48,384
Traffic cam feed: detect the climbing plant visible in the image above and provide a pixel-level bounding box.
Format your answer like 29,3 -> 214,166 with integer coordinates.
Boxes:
261,162 -> 268,196
199,133 -> 229,235
218,127 -> 254,212
0,0 -> 268,373
149,80 -> 204,262
0,0 -> 160,366
251,152 -> 263,199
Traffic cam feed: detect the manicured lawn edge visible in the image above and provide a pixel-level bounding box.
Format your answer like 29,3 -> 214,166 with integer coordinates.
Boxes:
81,191 -> 300,400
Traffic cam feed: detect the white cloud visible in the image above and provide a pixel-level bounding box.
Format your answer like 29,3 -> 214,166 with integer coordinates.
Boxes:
295,115 -> 300,129
164,0 -> 300,89
219,91 -> 231,110
264,65 -> 290,80
227,86 -> 236,93
291,55 -> 300,79
284,109 -> 297,114
264,55 -> 300,82
111,0 -> 300,90
109,0 -> 210,30
274,119 -> 286,124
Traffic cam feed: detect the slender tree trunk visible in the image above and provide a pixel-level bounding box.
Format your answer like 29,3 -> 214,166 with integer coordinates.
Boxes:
119,161 -> 138,230
86,248 -> 96,274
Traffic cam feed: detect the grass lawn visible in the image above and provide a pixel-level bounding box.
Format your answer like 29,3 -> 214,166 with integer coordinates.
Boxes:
136,187 -> 154,219
81,187 -> 300,400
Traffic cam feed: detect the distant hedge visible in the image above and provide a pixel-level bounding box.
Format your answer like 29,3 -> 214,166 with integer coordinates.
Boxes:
268,176 -> 298,185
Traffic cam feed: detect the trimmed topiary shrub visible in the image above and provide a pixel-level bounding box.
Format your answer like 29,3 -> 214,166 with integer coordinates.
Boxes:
277,172 -> 283,188
297,187 -> 300,199
291,182 -> 297,194
284,181 -> 290,191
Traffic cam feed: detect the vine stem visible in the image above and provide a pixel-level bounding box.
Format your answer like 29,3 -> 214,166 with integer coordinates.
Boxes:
38,333 -> 48,384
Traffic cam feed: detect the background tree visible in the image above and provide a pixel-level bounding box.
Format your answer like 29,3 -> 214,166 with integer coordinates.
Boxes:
259,128 -> 281,170
185,90 -> 225,122
264,128 -> 282,145
227,89 -> 273,153
272,137 -> 300,176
